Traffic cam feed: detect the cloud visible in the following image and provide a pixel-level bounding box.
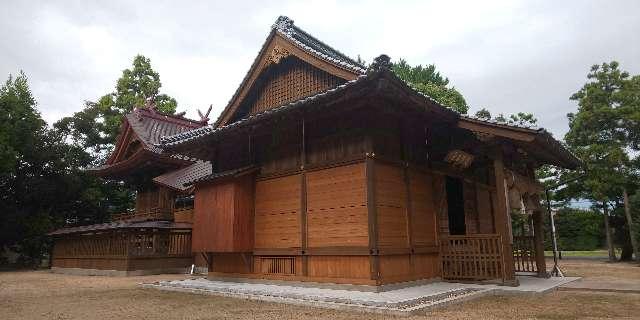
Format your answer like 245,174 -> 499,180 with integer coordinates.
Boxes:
1,0 -> 639,138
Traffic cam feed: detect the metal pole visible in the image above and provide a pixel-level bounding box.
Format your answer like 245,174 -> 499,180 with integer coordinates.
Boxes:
545,189 -> 564,277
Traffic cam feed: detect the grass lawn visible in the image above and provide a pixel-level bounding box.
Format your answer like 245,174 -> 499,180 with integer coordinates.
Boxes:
1,259 -> 639,320
544,249 -> 622,258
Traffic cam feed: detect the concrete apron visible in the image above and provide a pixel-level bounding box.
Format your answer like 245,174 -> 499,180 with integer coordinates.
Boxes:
141,276 -> 581,316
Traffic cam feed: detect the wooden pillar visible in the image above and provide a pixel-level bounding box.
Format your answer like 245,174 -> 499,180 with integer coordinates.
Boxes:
366,133 -> 379,282
531,196 -> 548,277
400,121 -> 415,275
492,153 -> 517,284
300,117 -> 308,276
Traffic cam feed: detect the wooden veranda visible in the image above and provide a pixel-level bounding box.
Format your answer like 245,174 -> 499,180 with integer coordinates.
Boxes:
50,224 -> 193,275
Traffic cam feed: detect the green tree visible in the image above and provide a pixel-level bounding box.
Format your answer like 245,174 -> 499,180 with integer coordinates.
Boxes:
392,59 -> 469,114
563,61 -> 640,261
0,72 -> 116,266
56,55 -> 177,163
554,208 -> 604,251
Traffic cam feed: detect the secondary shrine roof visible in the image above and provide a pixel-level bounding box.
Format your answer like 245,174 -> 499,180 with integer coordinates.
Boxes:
88,106 -> 208,178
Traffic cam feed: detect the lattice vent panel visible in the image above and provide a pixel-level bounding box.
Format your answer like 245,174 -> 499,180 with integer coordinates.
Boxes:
250,58 -> 343,114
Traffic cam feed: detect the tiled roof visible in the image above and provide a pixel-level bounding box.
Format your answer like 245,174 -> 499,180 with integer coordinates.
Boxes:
48,220 -> 192,236
125,107 -> 205,155
186,165 -> 258,186
161,74 -> 367,147
153,160 -> 213,191
160,58 -> 457,148
88,108 -> 206,175
272,16 -> 366,74
460,114 -> 541,131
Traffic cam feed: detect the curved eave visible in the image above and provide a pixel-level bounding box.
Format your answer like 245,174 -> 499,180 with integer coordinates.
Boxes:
86,148 -> 192,179
457,117 -> 581,169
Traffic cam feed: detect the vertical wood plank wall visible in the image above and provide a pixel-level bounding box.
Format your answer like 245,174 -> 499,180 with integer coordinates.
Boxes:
374,163 -> 440,284
254,174 -> 301,249
306,164 -> 368,247
201,159 -> 499,286
192,175 -> 254,253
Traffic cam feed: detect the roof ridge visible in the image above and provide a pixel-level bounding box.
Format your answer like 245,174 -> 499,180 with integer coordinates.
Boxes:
272,16 -> 365,71
272,16 -> 366,74
134,107 -> 205,127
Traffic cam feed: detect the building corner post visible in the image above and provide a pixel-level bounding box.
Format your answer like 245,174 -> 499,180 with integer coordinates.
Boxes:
492,151 -> 517,285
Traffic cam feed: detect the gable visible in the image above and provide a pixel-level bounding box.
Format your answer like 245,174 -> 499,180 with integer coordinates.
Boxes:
107,121 -> 138,165
215,26 -> 364,128
231,55 -> 345,121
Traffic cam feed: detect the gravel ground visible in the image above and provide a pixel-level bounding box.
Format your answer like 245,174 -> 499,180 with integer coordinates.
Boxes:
1,260 -> 639,320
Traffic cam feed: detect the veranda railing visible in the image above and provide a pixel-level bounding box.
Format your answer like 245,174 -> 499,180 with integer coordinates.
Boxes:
512,235 -> 537,273
440,234 -> 505,282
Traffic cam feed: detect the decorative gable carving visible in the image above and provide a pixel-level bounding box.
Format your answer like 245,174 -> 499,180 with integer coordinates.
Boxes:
267,45 -> 290,65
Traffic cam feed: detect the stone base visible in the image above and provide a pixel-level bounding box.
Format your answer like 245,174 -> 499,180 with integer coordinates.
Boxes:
143,276 -> 580,316
206,274 -> 442,292
50,266 -> 190,277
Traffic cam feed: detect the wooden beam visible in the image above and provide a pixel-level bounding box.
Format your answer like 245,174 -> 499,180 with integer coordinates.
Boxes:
306,246 -> 371,256
300,117 -> 308,276
458,118 -> 536,142
253,248 -> 303,256
492,152 -> 517,284
366,138 -> 379,281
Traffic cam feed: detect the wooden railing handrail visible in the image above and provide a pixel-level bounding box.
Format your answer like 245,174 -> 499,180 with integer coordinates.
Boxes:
110,207 -> 173,222
443,233 -> 500,239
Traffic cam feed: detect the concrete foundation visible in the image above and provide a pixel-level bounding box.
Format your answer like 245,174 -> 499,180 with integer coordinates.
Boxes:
143,276 -> 580,316
50,267 -> 190,277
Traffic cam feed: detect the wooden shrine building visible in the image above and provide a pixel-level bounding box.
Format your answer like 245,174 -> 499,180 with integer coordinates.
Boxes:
49,106 -> 212,275
50,16 -> 579,285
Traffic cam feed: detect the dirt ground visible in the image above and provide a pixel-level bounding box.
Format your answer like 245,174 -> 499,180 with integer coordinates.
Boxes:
1,259 -> 639,320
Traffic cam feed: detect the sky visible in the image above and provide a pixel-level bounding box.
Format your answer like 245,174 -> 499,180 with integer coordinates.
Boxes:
2,0 -> 639,139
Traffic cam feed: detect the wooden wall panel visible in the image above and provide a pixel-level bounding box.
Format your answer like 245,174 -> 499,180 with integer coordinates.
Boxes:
307,256 -> 370,279
378,253 -> 440,284
409,170 -> 438,246
378,255 -> 411,280
476,186 -> 495,233
254,175 -> 301,248
192,176 -> 254,252
374,163 -> 408,248
210,253 -> 252,274
306,163 -> 368,247
192,181 -> 236,252
412,253 -> 440,278
233,175 -> 255,249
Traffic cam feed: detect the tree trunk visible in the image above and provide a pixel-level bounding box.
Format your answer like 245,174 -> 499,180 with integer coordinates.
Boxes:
603,201 -> 617,261
623,188 -> 639,262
